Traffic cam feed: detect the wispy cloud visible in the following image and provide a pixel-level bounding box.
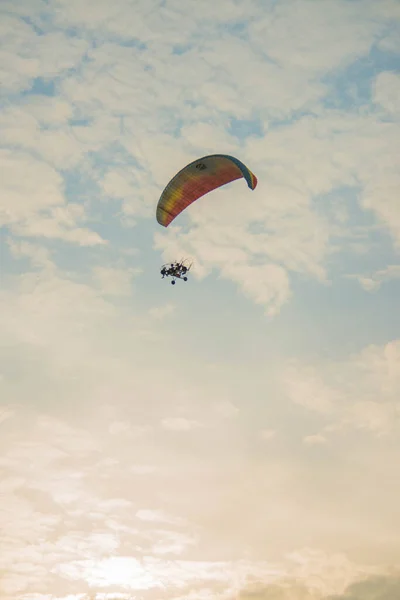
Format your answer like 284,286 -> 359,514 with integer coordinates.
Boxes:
348,265 -> 400,291
303,433 -> 327,446
283,340 -> 400,435
161,417 -> 201,432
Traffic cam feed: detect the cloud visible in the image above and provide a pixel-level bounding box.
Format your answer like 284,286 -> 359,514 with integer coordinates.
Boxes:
0,407 -> 15,425
154,215 -> 295,315
260,429 -> 276,442
8,239 -> 54,270
283,365 -> 340,415
130,465 -> 156,475
0,149 -> 65,224
373,71 -> 400,118
148,303 -> 176,320
303,434 -> 327,446
136,509 -> 185,527
2,0 -> 399,312
236,581 -> 317,600
1,0 -> 400,598
214,400 -> 239,419
0,13 -> 88,94
155,93 -> 399,312
378,26 -> 400,54
92,266 -> 137,297
161,417 -> 201,432
348,265 -> 400,291
108,421 -> 130,435
0,101 -> 95,171
328,573 -> 400,600
250,0 -> 383,75
0,391 -> 396,598
249,111 -> 400,246
283,340 -> 400,436
0,150 -> 105,245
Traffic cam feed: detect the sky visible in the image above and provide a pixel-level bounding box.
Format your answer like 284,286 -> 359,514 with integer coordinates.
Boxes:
0,0 -> 400,598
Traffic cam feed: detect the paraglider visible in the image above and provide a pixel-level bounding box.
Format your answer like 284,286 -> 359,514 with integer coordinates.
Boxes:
156,154 -> 257,227
156,154 -> 257,284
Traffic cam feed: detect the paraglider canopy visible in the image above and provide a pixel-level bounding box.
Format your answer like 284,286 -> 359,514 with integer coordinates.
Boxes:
156,154 -> 257,227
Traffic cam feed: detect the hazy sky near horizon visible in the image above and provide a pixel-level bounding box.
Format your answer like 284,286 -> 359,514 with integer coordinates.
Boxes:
1,0 -> 400,599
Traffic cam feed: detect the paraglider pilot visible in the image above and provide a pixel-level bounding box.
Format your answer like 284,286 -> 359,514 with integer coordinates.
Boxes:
160,261 -> 191,281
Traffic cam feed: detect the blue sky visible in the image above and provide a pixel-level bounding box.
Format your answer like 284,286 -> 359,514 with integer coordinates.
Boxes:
0,0 -> 399,599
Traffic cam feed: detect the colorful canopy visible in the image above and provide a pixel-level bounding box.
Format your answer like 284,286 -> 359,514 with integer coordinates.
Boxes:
156,154 -> 257,227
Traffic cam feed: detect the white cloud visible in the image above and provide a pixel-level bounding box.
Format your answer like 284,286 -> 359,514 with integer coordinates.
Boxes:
223,263 -> 291,317
148,303 -> 175,320
1,0 -> 400,597
0,14 -> 88,94
0,149 -> 65,225
67,556 -> 160,590
130,465 -> 156,475
303,434 -> 327,446
161,417 -> 201,432
0,103 -> 93,171
154,216 -> 295,315
0,150 -> 105,245
92,266 -> 137,297
374,71 -> 400,117
108,421 -> 130,435
136,509 -> 184,526
0,407 -> 15,425
284,365 -> 340,415
2,0 -> 398,311
248,111 -> 400,248
8,240 -> 54,270
101,167 -> 154,219
327,572 -> 400,600
283,340 -> 400,435
260,429 -> 276,442
0,395 -> 397,598
214,400 -> 239,419
349,265 -> 400,291
151,530 -> 197,556
250,0 -> 384,75
378,26 -> 400,53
